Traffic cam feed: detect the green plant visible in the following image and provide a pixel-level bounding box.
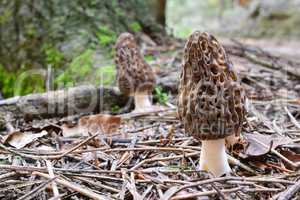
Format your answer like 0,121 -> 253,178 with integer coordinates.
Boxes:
54,49 -> 116,89
95,65 -> 116,86
144,55 -> 154,62
42,44 -> 65,68
0,9 -> 11,24
0,64 -> 46,97
129,22 -> 142,32
0,65 -> 16,97
14,69 -> 45,96
55,49 -> 94,87
96,26 -> 117,46
154,86 -> 168,105
111,104 -> 120,113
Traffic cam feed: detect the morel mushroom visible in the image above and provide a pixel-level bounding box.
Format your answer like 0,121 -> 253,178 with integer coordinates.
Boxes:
115,32 -> 156,112
178,31 -> 246,177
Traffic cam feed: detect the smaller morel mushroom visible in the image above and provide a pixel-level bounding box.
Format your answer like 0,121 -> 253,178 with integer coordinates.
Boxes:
178,31 -> 246,177
115,33 -> 156,112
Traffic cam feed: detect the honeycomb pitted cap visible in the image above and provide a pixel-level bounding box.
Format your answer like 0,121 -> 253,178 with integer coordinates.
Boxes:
114,32 -> 156,96
178,31 -> 246,140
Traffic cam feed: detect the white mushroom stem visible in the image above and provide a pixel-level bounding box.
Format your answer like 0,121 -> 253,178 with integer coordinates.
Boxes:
200,138 -> 231,177
134,92 -> 152,112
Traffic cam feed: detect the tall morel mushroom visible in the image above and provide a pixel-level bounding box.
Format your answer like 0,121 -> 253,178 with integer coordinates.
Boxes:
115,32 -> 156,112
178,31 -> 246,177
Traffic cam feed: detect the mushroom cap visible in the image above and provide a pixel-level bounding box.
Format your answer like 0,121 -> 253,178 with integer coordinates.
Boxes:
114,32 -> 156,96
178,31 -> 246,140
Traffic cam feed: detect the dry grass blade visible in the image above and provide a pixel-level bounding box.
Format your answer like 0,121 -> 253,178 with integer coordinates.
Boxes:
33,171 -> 108,200
277,178 -> 300,200
285,107 -> 300,129
170,187 -> 242,200
131,152 -> 199,170
16,178 -> 57,200
45,160 -> 60,200
54,133 -> 99,159
0,172 -> 17,180
75,176 -> 121,193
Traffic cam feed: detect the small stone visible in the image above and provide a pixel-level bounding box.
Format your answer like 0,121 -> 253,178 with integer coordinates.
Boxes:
295,84 -> 300,91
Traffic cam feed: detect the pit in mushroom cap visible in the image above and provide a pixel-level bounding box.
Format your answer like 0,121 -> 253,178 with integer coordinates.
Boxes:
178,31 -> 246,176
114,32 -> 156,112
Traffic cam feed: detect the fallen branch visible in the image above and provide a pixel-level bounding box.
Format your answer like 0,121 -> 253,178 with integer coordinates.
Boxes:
277,178 -> 300,200
33,171 -> 107,200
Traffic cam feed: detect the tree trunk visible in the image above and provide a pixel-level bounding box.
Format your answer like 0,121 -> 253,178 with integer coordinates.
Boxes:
154,0 -> 167,27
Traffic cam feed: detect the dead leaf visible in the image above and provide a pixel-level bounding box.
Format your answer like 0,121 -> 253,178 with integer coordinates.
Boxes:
225,134 -> 243,149
119,151 -> 132,164
61,123 -> 84,138
265,162 -> 294,173
79,114 -> 121,135
288,98 -> 300,105
163,124 -> 175,146
244,132 -> 293,156
280,149 -> 300,162
23,123 -> 62,135
61,114 -> 121,137
4,130 -> 48,149
249,160 -> 271,172
134,172 -> 145,180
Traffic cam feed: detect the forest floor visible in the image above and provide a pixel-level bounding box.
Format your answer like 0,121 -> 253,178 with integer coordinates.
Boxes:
238,38 -> 300,60
0,35 -> 300,200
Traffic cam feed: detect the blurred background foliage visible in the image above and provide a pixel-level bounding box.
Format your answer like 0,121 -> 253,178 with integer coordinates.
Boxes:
0,0 -> 165,98
0,0 -> 299,98
168,0 -> 300,38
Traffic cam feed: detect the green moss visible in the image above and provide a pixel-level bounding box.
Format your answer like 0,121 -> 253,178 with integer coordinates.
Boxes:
0,65 -> 16,97
0,0 -> 161,99
96,26 -> 117,46
0,9 -> 11,24
95,65 -> 116,86
55,49 -> 94,86
42,43 -> 65,68
54,49 -> 116,89
0,48 -> 116,98
0,64 -> 46,97
14,69 -> 45,96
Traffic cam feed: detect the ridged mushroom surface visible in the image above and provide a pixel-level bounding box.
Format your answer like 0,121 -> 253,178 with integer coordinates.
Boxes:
115,32 -> 156,96
178,31 -> 246,140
